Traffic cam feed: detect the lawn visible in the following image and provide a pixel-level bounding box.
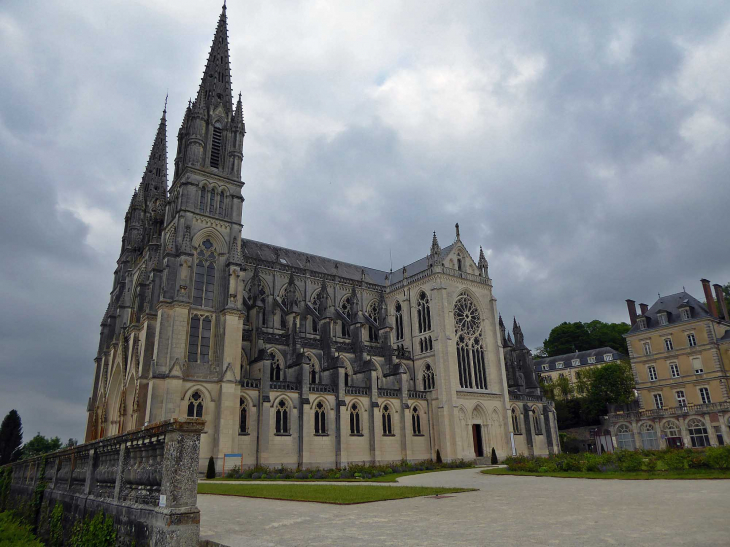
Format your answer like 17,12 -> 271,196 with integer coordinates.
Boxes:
482,468 -> 730,480
197,483 -> 475,504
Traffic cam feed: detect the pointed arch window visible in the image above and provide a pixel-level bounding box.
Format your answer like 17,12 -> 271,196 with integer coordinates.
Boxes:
394,301 -> 404,341
275,399 -> 289,434
349,403 -> 361,435
269,351 -> 284,382
193,240 -> 216,308
417,291 -> 431,333
457,254 -> 463,272
187,391 -> 204,418
511,407 -> 521,434
422,364 -> 435,391
199,187 -> 207,213
532,408 -> 542,435
367,300 -> 380,342
340,296 -> 352,337
187,314 -> 212,363
210,124 -> 222,169
310,290 -> 321,334
209,189 -> 216,215
218,192 -> 225,216
239,398 -> 248,434
382,404 -> 393,435
412,406 -> 422,435
454,293 -> 487,390
314,401 -> 327,435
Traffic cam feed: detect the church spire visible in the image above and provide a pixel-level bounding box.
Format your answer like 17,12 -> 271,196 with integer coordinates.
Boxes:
194,3 -> 233,112
140,99 -> 168,202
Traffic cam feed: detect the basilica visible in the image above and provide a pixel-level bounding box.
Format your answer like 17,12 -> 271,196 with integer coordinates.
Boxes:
85,4 -> 558,471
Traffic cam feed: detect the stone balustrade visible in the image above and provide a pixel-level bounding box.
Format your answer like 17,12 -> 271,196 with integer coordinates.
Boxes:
1,418 -> 204,546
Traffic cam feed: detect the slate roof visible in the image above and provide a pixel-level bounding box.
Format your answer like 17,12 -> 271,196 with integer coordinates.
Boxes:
241,238 -> 454,286
627,291 -> 712,335
533,347 -> 626,373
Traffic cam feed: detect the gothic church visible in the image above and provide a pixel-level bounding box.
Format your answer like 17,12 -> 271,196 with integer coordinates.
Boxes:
85,4 -> 559,470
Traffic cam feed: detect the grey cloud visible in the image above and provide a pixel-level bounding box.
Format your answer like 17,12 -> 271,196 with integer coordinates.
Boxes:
1,0 -> 729,441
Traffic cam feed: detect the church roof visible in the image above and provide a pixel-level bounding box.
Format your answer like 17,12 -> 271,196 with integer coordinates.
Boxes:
241,238 -> 455,286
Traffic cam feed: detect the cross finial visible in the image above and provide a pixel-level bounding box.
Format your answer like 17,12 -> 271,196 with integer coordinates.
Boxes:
164,92 -> 168,113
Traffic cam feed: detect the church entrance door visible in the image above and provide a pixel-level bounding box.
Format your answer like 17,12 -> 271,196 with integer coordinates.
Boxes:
472,424 -> 484,458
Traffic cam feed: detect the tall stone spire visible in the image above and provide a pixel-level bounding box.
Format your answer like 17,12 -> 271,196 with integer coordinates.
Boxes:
429,231 -> 441,267
139,99 -> 168,203
194,3 -> 233,113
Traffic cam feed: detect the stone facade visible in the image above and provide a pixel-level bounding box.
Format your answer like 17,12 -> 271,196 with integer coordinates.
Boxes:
85,4 -> 558,472
2,419 -> 204,546
534,347 -> 627,395
608,280 -> 730,450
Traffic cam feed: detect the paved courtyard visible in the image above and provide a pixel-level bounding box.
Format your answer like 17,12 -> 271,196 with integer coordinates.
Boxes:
198,468 -> 730,546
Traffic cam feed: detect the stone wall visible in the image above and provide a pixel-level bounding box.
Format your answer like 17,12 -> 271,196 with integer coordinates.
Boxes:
1,418 -> 204,546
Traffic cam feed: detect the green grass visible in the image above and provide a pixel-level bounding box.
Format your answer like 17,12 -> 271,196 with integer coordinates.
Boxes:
198,483 -> 475,504
0,512 -> 44,546
203,468 -> 454,483
482,468 -> 730,480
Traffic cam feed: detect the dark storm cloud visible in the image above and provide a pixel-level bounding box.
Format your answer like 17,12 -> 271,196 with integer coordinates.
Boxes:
1,0 -> 729,441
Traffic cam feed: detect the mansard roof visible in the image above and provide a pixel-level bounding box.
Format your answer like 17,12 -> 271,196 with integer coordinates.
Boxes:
627,291 -> 713,334
533,347 -> 627,372
241,238 -> 455,286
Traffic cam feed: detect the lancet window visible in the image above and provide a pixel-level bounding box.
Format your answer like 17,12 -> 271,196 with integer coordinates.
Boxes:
349,403 -> 361,434
454,293 -> 487,390
199,187 -> 207,213
511,407 -> 521,434
382,404 -> 393,435
417,291 -> 431,333
193,239 -> 216,308
422,364 -> 435,391
394,301 -> 404,341
314,401 -> 327,434
340,296 -> 352,337
412,406 -> 422,435
269,351 -> 284,382
275,399 -> 289,434
187,314 -> 212,363
367,300 -> 380,342
239,398 -> 248,434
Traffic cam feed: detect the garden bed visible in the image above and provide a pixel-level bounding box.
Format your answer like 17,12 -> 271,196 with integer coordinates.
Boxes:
492,446 -> 730,478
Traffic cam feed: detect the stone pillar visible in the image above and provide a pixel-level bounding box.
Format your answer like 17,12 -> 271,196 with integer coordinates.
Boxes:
299,362 -> 310,468
257,360 -> 272,466
399,372 -> 409,461
678,416 -> 692,448
705,413 -> 718,447
542,405 -> 555,456
718,412 -> 730,445
522,403 -> 534,457
335,366 -> 346,467
369,370 -> 379,463
630,419 -> 641,450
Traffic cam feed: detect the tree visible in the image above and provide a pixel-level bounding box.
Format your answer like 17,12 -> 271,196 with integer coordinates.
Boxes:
583,360 -> 635,416
65,438 -> 79,449
542,320 -> 630,357
206,456 -> 216,479
21,433 -> 63,459
542,322 -> 592,357
0,409 -> 23,465
490,447 -> 498,465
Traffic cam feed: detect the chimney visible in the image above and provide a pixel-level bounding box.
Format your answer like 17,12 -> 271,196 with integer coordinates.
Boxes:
626,299 -> 637,326
639,303 -> 649,316
701,279 -> 718,318
713,283 -> 729,321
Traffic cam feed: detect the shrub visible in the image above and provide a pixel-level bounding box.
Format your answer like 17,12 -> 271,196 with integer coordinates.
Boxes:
615,450 -> 643,472
226,466 -> 241,479
251,472 -> 262,479
48,502 -> 64,547
339,470 -> 352,479
68,511 -> 116,547
661,449 -> 690,471
0,511 -> 44,546
490,448 -> 498,465
704,446 -> 730,470
206,456 -> 216,479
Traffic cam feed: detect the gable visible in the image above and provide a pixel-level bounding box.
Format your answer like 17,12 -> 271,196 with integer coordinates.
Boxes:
442,243 -> 478,274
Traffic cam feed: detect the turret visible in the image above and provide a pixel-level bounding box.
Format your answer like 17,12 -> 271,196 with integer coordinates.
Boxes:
429,231 -> 441,267
478,246 -> 489,278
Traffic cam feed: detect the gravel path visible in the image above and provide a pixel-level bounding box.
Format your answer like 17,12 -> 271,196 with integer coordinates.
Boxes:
199,467 -> 730,546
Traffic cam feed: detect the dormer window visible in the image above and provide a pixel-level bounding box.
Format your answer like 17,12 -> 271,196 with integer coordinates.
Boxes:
638,318 -> 647,330
680,308 -> 691,321
541,364 -> 549,371
604,354 -> 613,362
587,356 -> 596,364
658,313 -> 668,326
572,359 -> 580,366
556,362 -> 564,369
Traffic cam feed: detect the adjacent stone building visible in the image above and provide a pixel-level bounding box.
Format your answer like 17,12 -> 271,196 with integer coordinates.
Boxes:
85,4 -> 558,471
534,347 -> 627,395
607,280 -> 730,449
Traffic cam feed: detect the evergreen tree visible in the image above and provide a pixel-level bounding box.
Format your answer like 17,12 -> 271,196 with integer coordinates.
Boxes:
0,409 -> 23,465
206,456 -> 216,479
490,447 -> 498,465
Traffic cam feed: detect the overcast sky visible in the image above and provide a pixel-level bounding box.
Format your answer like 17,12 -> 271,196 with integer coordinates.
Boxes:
1,0 -> 729,443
